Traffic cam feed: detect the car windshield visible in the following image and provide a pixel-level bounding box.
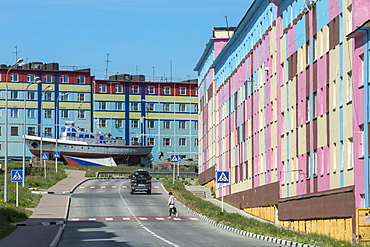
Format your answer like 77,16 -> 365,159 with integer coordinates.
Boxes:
133,171 -> 150,178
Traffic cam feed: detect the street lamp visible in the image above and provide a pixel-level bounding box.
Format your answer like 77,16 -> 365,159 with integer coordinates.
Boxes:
40,85 -> 52,179
55,92 -> 68,173
4,58 -> 24,202
22,76 -> 40,187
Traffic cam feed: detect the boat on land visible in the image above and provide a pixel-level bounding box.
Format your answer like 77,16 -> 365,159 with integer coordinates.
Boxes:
24,121 -> 152,165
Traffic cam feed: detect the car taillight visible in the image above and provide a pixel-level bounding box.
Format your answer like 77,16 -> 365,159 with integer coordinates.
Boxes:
131,180 -> 137,182
146,180 -> 151,183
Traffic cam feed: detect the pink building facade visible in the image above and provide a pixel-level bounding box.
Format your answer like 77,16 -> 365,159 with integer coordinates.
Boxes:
195,0 -> 370,242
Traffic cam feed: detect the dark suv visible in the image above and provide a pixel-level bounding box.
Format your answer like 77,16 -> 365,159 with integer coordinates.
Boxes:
130,170 -> 152,194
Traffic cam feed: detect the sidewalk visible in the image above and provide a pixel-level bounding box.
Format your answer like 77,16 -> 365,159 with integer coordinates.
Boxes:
0,169 -> 86,247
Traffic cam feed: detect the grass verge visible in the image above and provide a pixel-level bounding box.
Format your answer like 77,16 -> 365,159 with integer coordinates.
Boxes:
163,179 -> 361,247
0,161 -> 67,239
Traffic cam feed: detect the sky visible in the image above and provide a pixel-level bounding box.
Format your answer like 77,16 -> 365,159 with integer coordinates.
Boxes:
1,0 -> 253,81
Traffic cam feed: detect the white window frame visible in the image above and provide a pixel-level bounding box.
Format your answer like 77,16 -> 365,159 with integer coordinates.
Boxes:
11,109 -> 18,118
147,103 -> 154,111
148,137 -> 155,146
45,127 -> 52,137
45,110 -> 52,119
163,138 -> 171,146
164,86 -> 171,95
132,137 -> 139,145
61,110 -> 69,118
45,92 -> 52,101
78,93 -> 85,102
115,85 -> 123,93
78,110 -> 85,119
99,84 -> 107,93
28,91 -> 35,100
131,103 -> 139,111
44,74 -> 52,83
132,85 -> 139,94
132,120 -> 139,128
163,104 -> 170,112
10,91 -> 18,99
78,76 -> 85,84
99,119 -> 107,128
179,138 -> 186,146
179,104 -> 186,112
116,102 -> 123,110
179,87 -> 186,95
179,121 -> 186,129
99,102 -> 107,110
164,121 -> 171,129
11,73 -> 18,82
148,86 -> 155,94
28,109 -> 36,118
61,75 -> 69,83
116,120 -> 123,128
148,120 -> 155,129
28,74 -> 36,83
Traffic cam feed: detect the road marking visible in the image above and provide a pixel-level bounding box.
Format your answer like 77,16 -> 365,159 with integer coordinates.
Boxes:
105,218 -> 113,221
90,186 -> 95,189
71,219 -> 79,221
173,218 -> 182,220
101,186 -> 106,189
156,218 -> 165,220
153,186 -> 159,189
189,218 -> 199,221
118,183 -> 179,247
122,217 -> 131,221
88,218 -> 96,221
139,217 -> 148,221
79,186 -> 85,189
112,186 -> 117,188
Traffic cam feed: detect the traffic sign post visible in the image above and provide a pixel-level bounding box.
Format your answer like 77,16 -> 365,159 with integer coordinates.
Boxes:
216,171 -> 230,212
170,154 -> 182,178
170,155 -> 182,184
53,151 -> 60,173
11,170 -> 23,207
42,153 -> 49,178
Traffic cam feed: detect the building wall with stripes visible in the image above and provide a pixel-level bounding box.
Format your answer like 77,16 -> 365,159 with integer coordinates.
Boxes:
195,0 -> 370,241
93,79 -> 198,163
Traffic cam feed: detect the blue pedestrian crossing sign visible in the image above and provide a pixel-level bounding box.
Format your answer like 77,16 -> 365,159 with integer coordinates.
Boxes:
53,151 -> 60,159
216,171 -> 230,183
11,170 -> 23,182
170,155 -> 182,162
42,153 -> 49,160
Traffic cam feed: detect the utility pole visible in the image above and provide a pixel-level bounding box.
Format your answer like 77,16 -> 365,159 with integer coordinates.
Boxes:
104,53 -> 112,79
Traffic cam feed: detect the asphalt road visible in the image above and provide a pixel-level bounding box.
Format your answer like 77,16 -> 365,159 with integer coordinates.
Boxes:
58,179 -> 281,247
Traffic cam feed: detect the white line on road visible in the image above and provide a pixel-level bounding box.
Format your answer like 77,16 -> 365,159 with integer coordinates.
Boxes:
118,182 -> 180,247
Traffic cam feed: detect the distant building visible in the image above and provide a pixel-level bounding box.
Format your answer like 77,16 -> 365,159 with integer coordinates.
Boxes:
0,62 -> 92,160
94,74 -> 199,164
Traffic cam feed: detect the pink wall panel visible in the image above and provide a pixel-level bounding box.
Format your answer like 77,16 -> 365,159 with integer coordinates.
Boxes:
328,0 -> 339,21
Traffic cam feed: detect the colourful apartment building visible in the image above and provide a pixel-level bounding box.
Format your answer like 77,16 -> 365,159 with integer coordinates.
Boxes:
93,75 -> 199,165
195,0 -> 370,243
0,62 -> 92,160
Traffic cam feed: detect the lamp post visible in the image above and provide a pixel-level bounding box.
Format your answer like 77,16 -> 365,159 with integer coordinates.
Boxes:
40,85 -> 52,179
22,76 -> 40,187
4,58 -> 24,202
55,92 -> 68,173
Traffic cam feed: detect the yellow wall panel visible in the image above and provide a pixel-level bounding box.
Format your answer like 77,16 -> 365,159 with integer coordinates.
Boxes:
59,84 -> 91,92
